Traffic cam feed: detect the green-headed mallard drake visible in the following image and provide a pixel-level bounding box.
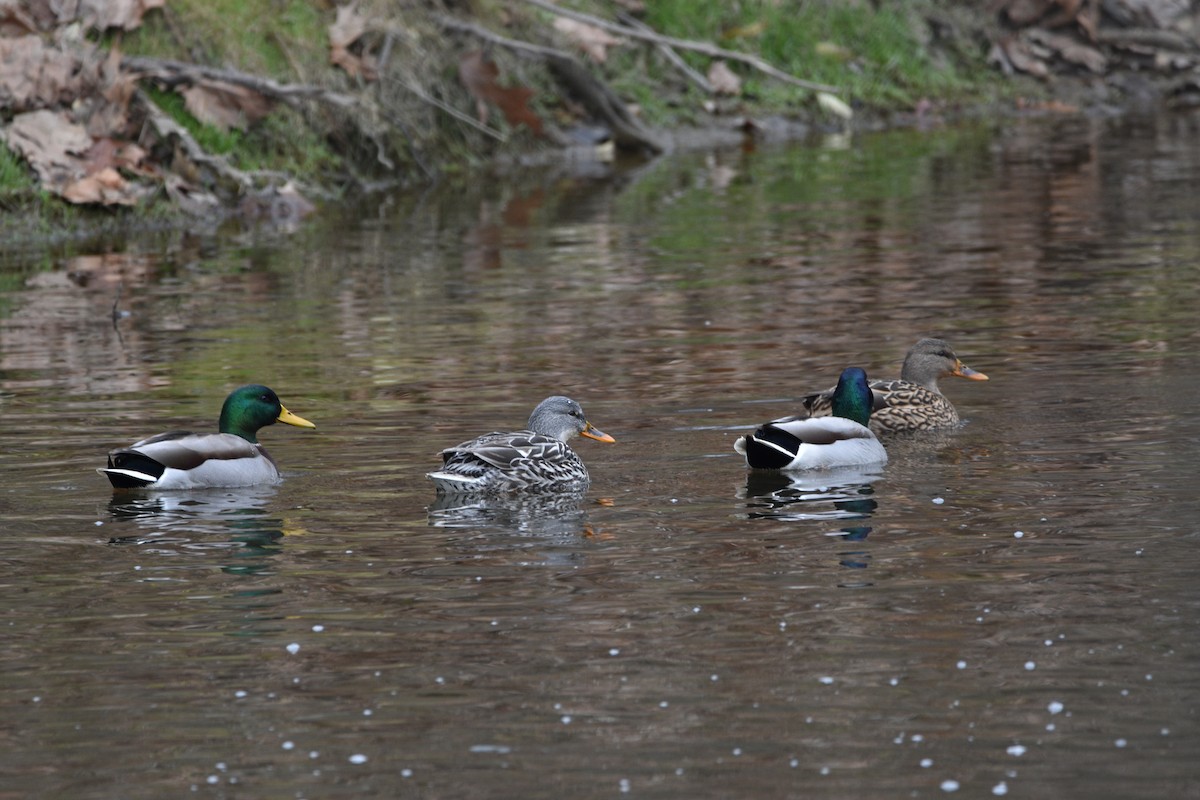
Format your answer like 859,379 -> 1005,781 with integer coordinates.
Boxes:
799,338 -> 988,433
736,367 -> 888,470
98,384 -> 316,490
427,395 -> 616,494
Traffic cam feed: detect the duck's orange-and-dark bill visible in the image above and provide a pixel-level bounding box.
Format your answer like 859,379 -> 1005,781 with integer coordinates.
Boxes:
277,406 -> 317,428
581,423 -> 616,443
954,362 -> 989,381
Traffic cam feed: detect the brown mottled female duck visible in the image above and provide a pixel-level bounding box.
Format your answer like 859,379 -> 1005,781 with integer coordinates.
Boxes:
798,338 -> 988,434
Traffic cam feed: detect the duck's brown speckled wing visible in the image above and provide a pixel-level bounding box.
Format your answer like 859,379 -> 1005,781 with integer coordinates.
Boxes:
435,429 -> 589,492
800,379 -> 959,434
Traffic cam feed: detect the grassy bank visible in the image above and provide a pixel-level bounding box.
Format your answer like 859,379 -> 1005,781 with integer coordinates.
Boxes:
2,0 -> 1021,226
631,1 -> 1001,116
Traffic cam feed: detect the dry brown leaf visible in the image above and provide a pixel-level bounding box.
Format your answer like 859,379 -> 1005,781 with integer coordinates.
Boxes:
553,18 -> 622,64
995,36 -> 1050,78
329,1 -> 378,80
62,166 -> 139,205
1002,0 -> 1104,39
2,108 -> 145,205
180,80 -> 275,132
83,137 -> 147,175
457,50 -> 494,125
83,137 -> 120,175
329,1 -> 368,48
2,109 -> 93,187
1027,29 -> 1107,72
0,35 -> 90,112
457,50 -> 543,136
707,61 -> 741,96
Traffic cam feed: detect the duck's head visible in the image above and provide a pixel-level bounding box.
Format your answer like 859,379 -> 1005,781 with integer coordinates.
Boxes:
830,367 -> 875,427
902,338 -> 989,391
219,384 -> 316,443
528,396 -> 616,444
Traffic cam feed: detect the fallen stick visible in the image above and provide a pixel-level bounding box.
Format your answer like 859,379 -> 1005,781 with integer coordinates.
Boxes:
617,11 -> 714,94
396,77 -> 506,141
136,89 -> 253,190
519,0 -> 839,94
124,56 -> 359,109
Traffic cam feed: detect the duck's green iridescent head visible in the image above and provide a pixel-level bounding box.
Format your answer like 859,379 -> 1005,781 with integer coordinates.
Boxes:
829,367 -> 874,427
218,384 -> 316,443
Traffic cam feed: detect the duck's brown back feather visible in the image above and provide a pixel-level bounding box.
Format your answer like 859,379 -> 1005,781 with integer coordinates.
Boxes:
800,379 -> 959,434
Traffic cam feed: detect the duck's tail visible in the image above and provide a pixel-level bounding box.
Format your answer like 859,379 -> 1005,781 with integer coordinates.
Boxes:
426,471 -> 483,495
96,466 -> 158,489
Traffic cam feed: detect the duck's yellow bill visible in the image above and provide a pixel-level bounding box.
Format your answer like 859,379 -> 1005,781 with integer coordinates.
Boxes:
582,423 -> 615,443
954,362 -> 989,381
277,406 -> 317,428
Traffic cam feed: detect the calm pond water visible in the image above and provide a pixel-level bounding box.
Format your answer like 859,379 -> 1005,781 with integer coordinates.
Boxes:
3,111 -> 1200,799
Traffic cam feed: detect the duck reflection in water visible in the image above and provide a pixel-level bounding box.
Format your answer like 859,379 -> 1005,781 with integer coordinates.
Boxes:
740,467 -> 882,577
738,466 -> 882,522
429,490 -> 607,566
428,488 -> 593,537
105,485 -> 291,571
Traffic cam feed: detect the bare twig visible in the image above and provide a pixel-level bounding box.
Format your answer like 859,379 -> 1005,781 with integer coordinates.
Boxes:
374,32 -> 436,181
111,282 -> 125,326
437,15 -> 564,59
520,0 -> 838,94
268,31 -> 308,83
124,56 -> 359,109
398,79 -> 506,141
136,89 -> 254,190
617,11 -> 713,94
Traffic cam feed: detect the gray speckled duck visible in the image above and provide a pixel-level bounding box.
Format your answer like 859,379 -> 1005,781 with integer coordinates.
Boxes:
427,396 -> 615,494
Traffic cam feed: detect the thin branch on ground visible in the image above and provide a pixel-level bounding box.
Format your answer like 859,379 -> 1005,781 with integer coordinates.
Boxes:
617,11 -> 714,94
395,77 -> 507,141
436,15 -> 564,59
124,56 -> 360,109
136,89 -> 253,190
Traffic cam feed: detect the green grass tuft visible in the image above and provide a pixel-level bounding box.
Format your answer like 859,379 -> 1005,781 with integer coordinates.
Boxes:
0,144 -> 35,195
643,0 -> 994,109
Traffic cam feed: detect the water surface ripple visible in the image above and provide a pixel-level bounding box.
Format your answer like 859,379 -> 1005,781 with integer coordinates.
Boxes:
2,113 -> 1199,798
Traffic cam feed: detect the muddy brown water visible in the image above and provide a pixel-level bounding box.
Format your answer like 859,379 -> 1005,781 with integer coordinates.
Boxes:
2,112 -> 1199,798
